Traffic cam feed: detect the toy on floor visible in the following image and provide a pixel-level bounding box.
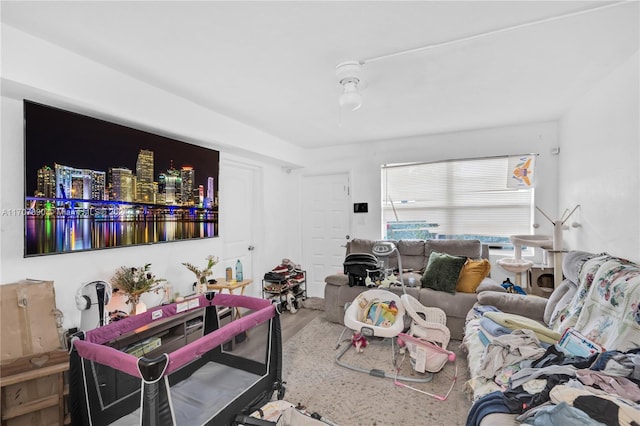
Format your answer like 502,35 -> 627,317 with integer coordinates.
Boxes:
244,400 -> 337,425
351,332 -> 368,353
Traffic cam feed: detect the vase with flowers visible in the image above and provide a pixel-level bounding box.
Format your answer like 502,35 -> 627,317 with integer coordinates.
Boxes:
110,263 -> 166,315
182,255 -> 219,294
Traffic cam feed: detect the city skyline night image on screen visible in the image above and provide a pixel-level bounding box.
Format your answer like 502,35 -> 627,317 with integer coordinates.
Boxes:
23,100 -> 220,257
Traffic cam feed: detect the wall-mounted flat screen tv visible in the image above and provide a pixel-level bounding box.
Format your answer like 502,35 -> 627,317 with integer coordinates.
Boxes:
24,100 -> 219,257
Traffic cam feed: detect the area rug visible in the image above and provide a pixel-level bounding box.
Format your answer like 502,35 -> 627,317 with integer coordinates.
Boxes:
281,315 -> 472,426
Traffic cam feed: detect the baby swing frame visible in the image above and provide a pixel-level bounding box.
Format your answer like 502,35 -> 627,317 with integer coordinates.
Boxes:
394,332 -> 458,401
335,289 -> 434,383
335,242 -> 457,394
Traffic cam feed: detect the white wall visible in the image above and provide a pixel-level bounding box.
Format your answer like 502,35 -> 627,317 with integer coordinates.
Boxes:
559,51 -> 640,262
2,21 -> 638,332
302,121 -> 561,284
1,25 -> 306,168
0,26 -> 300,329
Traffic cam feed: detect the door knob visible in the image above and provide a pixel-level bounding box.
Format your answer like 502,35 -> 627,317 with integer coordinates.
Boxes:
248,245 -> 255,251
345,235 -> 350,240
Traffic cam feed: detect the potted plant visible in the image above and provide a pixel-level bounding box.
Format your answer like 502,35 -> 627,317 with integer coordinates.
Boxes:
182,255 -> 219,294
110,263 -> 166,315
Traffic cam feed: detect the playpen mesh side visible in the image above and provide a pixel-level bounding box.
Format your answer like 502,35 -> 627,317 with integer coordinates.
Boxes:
69,294 -> 283,426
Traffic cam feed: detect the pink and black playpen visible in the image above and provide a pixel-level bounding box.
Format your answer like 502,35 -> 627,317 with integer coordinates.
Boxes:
69,293 -> 284,426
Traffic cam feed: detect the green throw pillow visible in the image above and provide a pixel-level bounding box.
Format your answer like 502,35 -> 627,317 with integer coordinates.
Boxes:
421,251 -> 467,294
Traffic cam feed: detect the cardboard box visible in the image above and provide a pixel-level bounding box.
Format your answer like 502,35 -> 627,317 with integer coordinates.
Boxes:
1,365 -> 66,426
0,280 -> 62,362
0,350 -> 69,379
0,280 -> 68,425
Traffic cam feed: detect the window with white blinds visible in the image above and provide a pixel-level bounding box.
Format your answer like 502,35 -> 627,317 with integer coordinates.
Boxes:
381,156 -> 534,247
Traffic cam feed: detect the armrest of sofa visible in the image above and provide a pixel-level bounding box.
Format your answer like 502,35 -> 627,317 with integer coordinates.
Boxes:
475,279 -> 506,293
325,273 -> 349,287
476,291 -> 547,323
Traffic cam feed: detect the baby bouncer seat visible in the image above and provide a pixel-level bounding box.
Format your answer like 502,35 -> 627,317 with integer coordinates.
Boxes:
400,294 -> 450,352
344,289 -> 405,338
395,293 -> 458,400
399,294 -> 453,373
335,289 -> 433,383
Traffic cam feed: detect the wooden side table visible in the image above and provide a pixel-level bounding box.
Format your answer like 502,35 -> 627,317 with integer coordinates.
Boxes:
207,279 -> 253,319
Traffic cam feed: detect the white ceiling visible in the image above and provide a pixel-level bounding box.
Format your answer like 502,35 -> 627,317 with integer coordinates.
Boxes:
2,1 -> 638,148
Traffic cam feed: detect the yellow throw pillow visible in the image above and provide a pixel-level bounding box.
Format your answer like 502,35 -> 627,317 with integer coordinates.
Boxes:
456,258 -> 491,293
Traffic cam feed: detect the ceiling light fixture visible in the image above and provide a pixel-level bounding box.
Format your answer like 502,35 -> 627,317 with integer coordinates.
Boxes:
336,61 -> 363,111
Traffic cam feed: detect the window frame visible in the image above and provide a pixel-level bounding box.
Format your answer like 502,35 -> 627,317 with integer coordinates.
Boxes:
381,154 -> 537,253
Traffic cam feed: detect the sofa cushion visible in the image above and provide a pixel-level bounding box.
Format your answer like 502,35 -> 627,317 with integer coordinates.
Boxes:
397,239 -> 426,256
418,288 -> 479,320
325,273 -> 349,287
425,239 -> 482,260
457,258 -> 491,293
346,238 -> 377,255
477,291 -> 547,323
392,240 -> 427,272
476,280 -> 507,293
421,251 -> 467,294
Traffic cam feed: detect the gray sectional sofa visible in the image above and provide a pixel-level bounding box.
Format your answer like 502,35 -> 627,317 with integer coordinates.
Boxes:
323,238 -> 504,340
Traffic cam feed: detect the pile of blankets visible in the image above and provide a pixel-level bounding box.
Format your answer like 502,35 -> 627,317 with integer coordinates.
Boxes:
465,306 -> 640,425
463,253 -> 640,425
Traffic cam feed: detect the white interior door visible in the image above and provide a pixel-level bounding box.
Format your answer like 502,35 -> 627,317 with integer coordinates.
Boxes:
302,173 -> 351,298
221,160 -> 259,297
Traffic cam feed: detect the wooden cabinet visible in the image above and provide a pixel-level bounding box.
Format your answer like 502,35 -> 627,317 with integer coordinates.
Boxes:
105,308 -> 205,357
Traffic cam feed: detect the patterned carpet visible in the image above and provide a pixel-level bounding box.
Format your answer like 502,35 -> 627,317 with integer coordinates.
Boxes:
281,315 -> 472,426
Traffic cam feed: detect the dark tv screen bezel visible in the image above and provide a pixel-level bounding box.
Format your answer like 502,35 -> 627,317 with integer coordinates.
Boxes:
23,100 -> 220,257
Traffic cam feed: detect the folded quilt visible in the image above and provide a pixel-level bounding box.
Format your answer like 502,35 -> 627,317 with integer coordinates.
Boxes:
484,311 -> 562,345
480,316 -> 513,337
473,304 -> 500,316
550,254 -> 640,352
477,326 -> 492,347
